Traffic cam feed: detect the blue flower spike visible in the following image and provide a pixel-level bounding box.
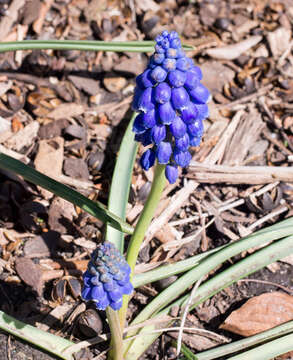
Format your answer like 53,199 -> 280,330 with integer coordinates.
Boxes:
132,30 -> 210,184
82,242 -> 133,311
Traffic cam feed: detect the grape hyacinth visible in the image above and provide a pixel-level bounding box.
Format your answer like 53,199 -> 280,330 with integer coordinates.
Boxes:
82,242 -> 133,311
132,30 -> 210,184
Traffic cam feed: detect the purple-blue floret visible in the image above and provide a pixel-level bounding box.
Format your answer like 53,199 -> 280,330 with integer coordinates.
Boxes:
82,242 -> 133,311
132,30 -> 210,184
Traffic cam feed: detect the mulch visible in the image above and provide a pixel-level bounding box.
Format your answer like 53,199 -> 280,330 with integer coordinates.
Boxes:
0,0 -> 293,359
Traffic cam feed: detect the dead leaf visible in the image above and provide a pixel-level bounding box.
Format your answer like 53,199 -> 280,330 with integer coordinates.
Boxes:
15,257 -> 43,296
220,292 -> 293,336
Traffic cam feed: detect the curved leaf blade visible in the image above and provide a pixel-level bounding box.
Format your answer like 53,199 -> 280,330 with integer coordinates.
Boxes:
0,152 -> 133,234
106,112 -> 138,252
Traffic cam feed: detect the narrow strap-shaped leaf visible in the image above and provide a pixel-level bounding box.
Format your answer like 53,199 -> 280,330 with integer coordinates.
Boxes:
124,233 -> 293,360
0,311 -> 75,360
105,112 -> 138,252
194,320 -> 293,360
0,40 -> 193,54
128,222 -> 293,330
227,333 -> 293,360
0,152 -> 133,234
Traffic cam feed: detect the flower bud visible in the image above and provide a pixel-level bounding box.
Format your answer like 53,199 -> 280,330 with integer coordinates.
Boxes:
133,113 -> 146,134
173,150 -> 192,167
189,134 -> 202,147
82,242 -> 133,311
169,116 -> 187,138
189,83 -> 210,104
184,71 -> 199,90
175,133 -> 190,151
138,87 -> 155,112
168,70 -> 187,87
154,82 -> 171,104
171,87 -> 190,110
142,109 -> 156,128
156,141 -> 172,164
138,69 -> 156,88
151,66 -> 167,83
165,164 -> 178,184
153,53 -> 165,64
181,102 -> 198,124
162,58 -> 176,71
187,119 -> 204,137
176,57 -> 190,71
194,104 -> 209,120
140,149 -> 156,170
158,102 -> 176,125
151,124 -> 166,144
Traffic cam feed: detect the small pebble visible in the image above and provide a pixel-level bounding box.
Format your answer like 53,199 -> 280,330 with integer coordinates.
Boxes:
77,309 -> 103,338
103,76 -> 127,93
214,17 -> 231,30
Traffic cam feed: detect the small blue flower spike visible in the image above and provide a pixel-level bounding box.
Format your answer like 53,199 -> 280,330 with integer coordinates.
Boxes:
82,242 -> 133,311
132,30 -> 210,184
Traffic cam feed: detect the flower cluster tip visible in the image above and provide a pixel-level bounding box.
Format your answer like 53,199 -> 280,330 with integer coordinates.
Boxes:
132,30 -> 210,184
82,242 -> 133,311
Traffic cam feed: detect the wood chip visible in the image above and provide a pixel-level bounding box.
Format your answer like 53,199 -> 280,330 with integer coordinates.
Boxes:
206,35 -> 262,60
15,257 -> 43,296
37,303 -> 74,332
188,163 -> 293,184
103,76 -> 127,93
204,110 -> 244,164
0,0 -> 26,41
5,121 -> 39,152
34,137 -> 64,179
222,111 -> 265,165
267,27 -> 291,57
47,103 -> 84,120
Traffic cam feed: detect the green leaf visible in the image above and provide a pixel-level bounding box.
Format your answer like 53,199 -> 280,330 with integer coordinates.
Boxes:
0,40 -> 193,54
0,152 -> 133,234
227,333 -> 293,360
128,221 -> 293,331
179,343 -> 198,360
0,311 -> 75,360
132,244 -> 227,288
124,219 -> 293,360
194,320 -> 293,360
105,112 -> 138,252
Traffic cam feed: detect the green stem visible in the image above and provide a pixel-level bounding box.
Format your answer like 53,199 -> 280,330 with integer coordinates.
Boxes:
119,164 -> 166,327
0,40 -> 193,54
106,308 -> 123,360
